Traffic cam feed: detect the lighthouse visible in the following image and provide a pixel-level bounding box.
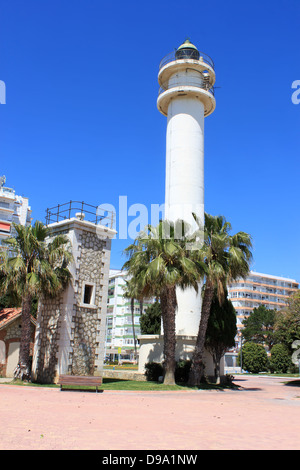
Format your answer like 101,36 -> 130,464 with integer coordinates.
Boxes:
157,39 -> 216,336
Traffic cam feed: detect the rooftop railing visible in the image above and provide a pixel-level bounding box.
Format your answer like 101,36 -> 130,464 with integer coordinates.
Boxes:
0,187 -> 15,198
45,201 -> 115,229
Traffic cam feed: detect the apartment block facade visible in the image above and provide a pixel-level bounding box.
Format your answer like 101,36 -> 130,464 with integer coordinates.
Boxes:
224,271 -> 299,371
228,271 -> 299,332
105,269 -> 155,361
0,176 -> 32,248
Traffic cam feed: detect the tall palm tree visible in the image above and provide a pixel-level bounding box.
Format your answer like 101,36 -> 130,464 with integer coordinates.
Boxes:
123,219 -> 202,385
0,221 -> 72,380
123,277 -> 143,361
188,213 -> 252,386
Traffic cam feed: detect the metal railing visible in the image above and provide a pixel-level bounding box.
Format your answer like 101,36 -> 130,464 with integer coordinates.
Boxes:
159,50 -> 215,71
45,200 -> 115,229
0,187 -> 15,198
158,80 -> 215,97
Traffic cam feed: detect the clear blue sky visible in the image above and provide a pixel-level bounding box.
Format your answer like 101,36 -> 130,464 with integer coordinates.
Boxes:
1,0 -> 299,282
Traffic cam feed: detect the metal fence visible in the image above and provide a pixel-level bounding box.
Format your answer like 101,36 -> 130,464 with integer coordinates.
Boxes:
159,50 -> 215,71
158,80 -> 215,97
45,201 -> 115,229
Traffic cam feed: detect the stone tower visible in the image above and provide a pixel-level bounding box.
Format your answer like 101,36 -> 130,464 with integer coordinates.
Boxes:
31,204 -> 116,383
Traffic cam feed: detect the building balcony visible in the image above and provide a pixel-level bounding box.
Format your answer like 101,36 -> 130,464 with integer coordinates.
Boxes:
0,187 -> 16,201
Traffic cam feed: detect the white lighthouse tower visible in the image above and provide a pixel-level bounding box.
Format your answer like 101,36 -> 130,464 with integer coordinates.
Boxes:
158,39 -> 216,336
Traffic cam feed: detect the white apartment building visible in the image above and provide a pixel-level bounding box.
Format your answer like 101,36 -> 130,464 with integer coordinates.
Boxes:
105,269 -> 155,362
228,271 -> 299,331
0,176 -> 32,249
225,271 -> 299,371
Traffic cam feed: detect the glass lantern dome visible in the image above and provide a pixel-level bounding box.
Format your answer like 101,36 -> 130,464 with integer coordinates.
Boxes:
175,39 -> 200,60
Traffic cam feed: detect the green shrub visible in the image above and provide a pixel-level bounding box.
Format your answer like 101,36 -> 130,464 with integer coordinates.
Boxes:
175,360 -> 192,383
144,362 -> 164,381
269,344 -> 291,373
240,342 -> 269,373
144,360 -> 192,383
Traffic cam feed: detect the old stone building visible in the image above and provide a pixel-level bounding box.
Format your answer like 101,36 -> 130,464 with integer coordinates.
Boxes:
31,207 -> 116,384
0,308 -> 36,377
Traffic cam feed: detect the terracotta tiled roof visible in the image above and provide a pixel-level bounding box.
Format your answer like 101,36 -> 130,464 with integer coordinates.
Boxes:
0,308 -> 36,330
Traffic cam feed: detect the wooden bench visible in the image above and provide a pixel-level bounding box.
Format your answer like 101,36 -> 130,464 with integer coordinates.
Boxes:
58,375 -> 103,393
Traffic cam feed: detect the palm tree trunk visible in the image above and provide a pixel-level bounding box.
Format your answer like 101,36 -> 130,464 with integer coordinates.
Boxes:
188,280 -> 215,386
130,297 -> 137,361
160,285 -> 177,385
15,293 -> 32,380
215,354 -> 221,385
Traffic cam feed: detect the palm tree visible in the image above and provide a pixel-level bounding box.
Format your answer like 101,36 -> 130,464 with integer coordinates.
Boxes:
0,221 -> 72,380
123,277 -> 143,361
188,213 -> 253,386
123,219 -> 202,385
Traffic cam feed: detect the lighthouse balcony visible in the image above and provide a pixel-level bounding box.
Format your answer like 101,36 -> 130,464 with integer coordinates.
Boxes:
157,81 -> 216,117
158,80 -> 215,97
158,49 -> 215,89
159,50 -> 214,71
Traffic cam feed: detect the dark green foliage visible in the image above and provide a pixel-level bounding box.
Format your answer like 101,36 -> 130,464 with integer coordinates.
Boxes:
0,292 -> 21,309
144,362 -> 164,381
144,360 -> 192,383
140,301 -> 161,335
269,344 -> 291,373
175,360 -> 192,383
239,342 -> 269,373
274,292 -> 300,353
242,305 -> 277,351
205,293 -> 237,352
205,292 -> 237,382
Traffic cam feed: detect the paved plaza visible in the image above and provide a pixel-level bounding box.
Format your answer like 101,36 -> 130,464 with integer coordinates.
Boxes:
0,376 -> 299,450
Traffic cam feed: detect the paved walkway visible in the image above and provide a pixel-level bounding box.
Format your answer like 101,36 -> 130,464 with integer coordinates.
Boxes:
0,376 -> 299,450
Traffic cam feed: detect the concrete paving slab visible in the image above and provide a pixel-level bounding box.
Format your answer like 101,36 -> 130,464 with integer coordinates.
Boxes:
0,376 -> 299,450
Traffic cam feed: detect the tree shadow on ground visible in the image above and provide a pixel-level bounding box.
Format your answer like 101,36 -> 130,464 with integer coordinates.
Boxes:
103,377 -> 244,391
232,378 -> 263,392
283,379 -> 300,387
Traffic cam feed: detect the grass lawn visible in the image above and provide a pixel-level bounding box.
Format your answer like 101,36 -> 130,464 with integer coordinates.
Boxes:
3,375 -> 299,392
0,377 -> 234,392
103,364 -> 138,371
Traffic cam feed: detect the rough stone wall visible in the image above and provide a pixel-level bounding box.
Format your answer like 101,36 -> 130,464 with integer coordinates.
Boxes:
33,296 -> 62,383
71,307 -> 97,375
0,318 -> 35,378
4,318 -> 35,341
4,321 -> 22,341
32,225 -> 109,383
70,230 -> 106,375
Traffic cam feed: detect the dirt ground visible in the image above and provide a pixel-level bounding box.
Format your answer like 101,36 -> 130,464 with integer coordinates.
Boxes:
0,375 -> 299,451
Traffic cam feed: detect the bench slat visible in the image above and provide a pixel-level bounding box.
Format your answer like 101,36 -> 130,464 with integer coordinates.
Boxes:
58,375 -> 102,392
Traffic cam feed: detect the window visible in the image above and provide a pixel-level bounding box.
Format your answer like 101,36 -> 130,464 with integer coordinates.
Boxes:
82,282 -> 95,306
108,287 -> 114,296
84,284 -> 93,304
